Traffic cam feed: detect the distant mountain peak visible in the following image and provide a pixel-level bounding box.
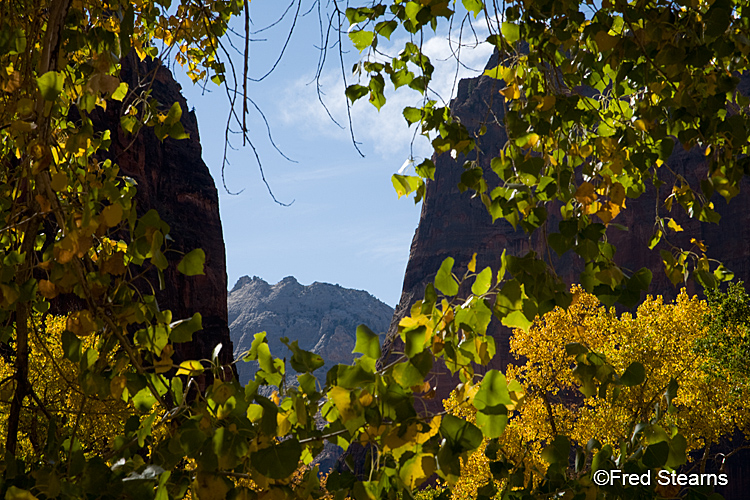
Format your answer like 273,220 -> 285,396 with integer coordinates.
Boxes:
228,276 -> 394,385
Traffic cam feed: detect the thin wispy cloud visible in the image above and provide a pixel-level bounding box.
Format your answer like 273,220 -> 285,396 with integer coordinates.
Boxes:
277,21 -> 494,169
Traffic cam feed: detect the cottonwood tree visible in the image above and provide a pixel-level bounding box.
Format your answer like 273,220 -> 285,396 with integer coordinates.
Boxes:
2,0 -> 749,499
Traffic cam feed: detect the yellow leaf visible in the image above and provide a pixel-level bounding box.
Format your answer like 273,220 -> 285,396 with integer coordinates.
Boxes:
329,386 -> 359,422
276,413 -> 291,436
191,473 -> 230,500
468,253 -> 477,273
499,83 -> 521,100
110,375 -> 127,400
154,356 -> 173,374
667,218 -> 684,232
400,453 -> 437,489
101,204 -> 123,227
86,73 -> 120,96
594,31 -> 618,51
5,486 -> 39,500
415,416 -> 442,444
34,194 -> 51,213
359,390 -> 374,407
38,279 -> 58,299
1,71 -> 22,92
101,252 -> 127,275
67,310 -> 97,337
540,95 -> 556,111
247,404 -> 263,422
634,119 -> 649,131
609,182 -> 626,206
524,133 -> 540,149
579,144 -> 593,157
176,360 -> 204,376
596,201 -> 620,224
690,238 -> 708,252
50,172 -> 68,192
574,181 -> 597,205
596,137 -> 618,160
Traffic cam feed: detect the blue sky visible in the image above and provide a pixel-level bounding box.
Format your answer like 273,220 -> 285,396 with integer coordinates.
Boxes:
173,2 -> 494,306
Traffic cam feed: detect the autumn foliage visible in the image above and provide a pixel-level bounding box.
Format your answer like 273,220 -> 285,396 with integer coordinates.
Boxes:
444,287 -> 750,498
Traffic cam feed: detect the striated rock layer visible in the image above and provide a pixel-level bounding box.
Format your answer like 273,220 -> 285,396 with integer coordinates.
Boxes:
97,55 -> 233,367
229,276 -> 394,473
380,63 -> 750,497
229,276 -> 393,385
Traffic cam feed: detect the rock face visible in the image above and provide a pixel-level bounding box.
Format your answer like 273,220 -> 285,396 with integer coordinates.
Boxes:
229,276 -> 394,385
97,55 -> 233,366
380,60 -> 750,496
384,65 -> 750,392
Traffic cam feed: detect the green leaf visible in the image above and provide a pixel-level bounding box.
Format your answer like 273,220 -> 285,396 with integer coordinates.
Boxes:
405,326 -> 426,358
337,362 -> 376,389
440,414 -> 483,452
5,486 -> 38,500
133,387 -> 157,412
177,248 -> 205,276
168,122 -> 189,140
541,435 -> 570,465
474,370 -> 511,409
392,360 -> 424,387
435,257 -> 459,296
666,433 -> 688,468
37,71 -> 63,100
704,7 -> 731,38
282,337 -> 325,373
501,22 -> 520,44
620,362 -> 646,386
345,84 -> 369,103
391,174 -> 422,199
250,439 -> 302,479
112,82 -> 128,101
472,267 -> 492,296
403,107 -> 422,125
405,2 -> 422,23
475,409 -> 508,439
349,30 -> 374,51
565,343 -> 589,356
375,20 -> 397,39
353,324 -> 381,359
164,101 -> 182,126
642,441 -> 670,468
474,370 -> 511,438
244,331 -> 267,362
120,4 -> 134,55
462,0 -> 484,18
170,313 -> 203,343
368,74 -> 386,110
648,228 -> 662,249
62,330 -> 82,362
501,310 -> 532,330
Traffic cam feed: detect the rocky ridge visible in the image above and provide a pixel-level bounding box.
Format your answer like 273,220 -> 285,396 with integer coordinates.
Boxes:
229,276 -> 393,385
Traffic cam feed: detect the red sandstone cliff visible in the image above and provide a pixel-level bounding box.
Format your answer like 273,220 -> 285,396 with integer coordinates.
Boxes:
96,55 -> 233,366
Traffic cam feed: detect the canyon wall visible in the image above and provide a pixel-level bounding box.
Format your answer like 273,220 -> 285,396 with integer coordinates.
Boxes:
379,62 -> 750,497
97,55 -> 233,366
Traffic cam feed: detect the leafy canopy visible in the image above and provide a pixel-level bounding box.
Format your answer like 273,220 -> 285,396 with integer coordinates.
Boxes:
2,0 -> 750,499
344,0 -> 748,318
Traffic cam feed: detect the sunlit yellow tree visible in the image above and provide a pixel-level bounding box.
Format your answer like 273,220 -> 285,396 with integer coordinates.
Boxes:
0,315 -> 132,462
443,287 -> 750,499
